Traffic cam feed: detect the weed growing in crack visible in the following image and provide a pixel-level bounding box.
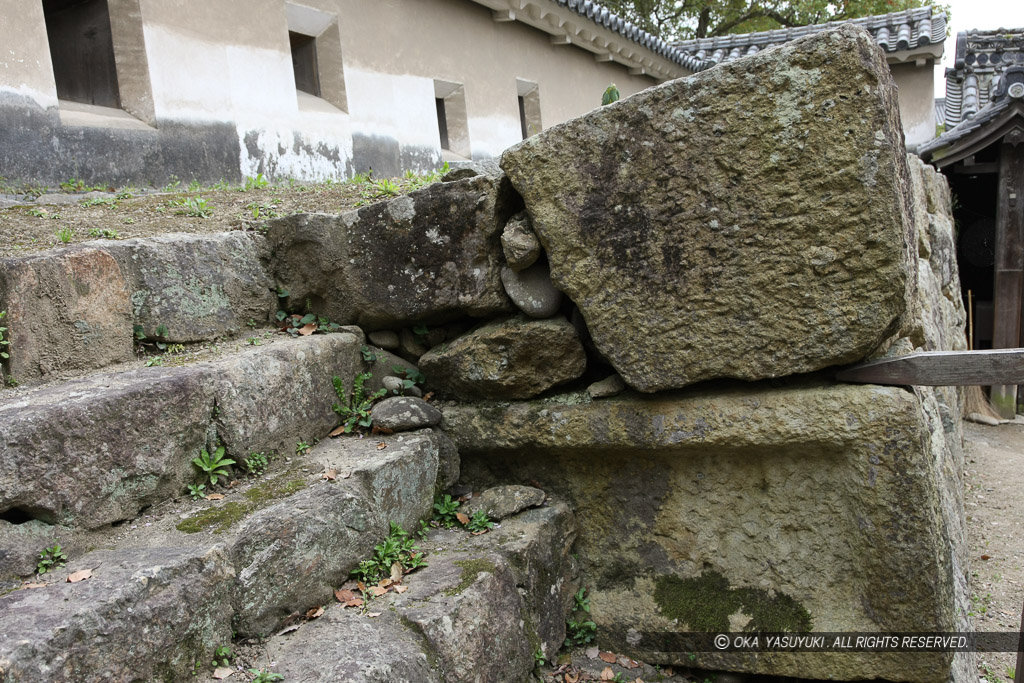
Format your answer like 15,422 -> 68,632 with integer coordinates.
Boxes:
37,543 -> 67,574
332,372 -> 386,433
192,446 -> 235,486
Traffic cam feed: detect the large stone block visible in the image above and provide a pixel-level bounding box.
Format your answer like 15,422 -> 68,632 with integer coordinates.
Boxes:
263,175 -> 516,329
0,334 -> 361,531
0,247 -> 133,380
0,546 -> 235,682
447,382 -> 966,682
108,232 -> 276,343
501,26 -> 914,392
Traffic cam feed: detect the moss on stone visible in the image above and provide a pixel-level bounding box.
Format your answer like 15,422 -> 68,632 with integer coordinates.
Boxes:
175,501 -> 251,534
445,558 -> 497,596
654,570 -> 810,633
243,476 -> 307,504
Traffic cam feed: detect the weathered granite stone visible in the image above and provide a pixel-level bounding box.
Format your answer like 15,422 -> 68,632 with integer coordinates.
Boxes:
371,396 -> 442,432
501,212 -> 541,271
264,175 -> 516,329
231,432 -> 439,636
0,247 -> 134,379
367,329 -> 400,350
108,232 -> 275,343
0,546 -> 235,682
448,381 -> 966,682
419,315 -> 586,400
587,373 -> 627,398
501,262 -> 562,318
501,26 -> 914,392
398,327 -> 428,361
463,485 -> 545,521
264,501 -> 576,683
0,335 -> 361,531
382,375 -> 423,397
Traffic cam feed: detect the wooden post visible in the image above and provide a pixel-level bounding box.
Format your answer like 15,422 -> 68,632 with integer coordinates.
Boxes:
991,129 -> 1024,418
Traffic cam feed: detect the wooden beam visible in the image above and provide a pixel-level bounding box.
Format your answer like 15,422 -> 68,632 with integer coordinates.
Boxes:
835,349 -> 1024,386
991,128 -> 1024,417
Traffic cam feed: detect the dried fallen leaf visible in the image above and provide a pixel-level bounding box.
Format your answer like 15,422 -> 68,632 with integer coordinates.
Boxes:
371,425 -> 394,435
322,469 -> 337,481
66,569 -> 92,583
298,323 -> 316,336
367,611 -> 382,618
661,667 -> 674,676
378,578 -> 393,588
206,493 -> 225,500
600,667 -> 615,681
213,666 -> 234,679
344,598 -> 363,608
328,425 -> 347,437
335,589 -> 355,603
618,656 -> 640,669
393,584 -> 409,593
369,586 -> 388,597
585,647 -> 600,660
305,606 -> 324,619
356,581 -> 367,593
276,624 -> 301,636
564,672 -> 580,683
376,441 -> 388,450
390,562 -> 404,583
23,582 -> 47,589
423,392 -> 435,401
471,529 -> 488,536
981,554 -> 991,560
455,512 -> 470,525
598,652 -> 616,663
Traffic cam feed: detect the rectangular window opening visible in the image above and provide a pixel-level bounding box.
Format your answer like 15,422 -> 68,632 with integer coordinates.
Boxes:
436,97 -> 450,151
43,0 -> 120,108
516,80 -> 542,139
518,96 -> 528,140
290,31 -> 321,97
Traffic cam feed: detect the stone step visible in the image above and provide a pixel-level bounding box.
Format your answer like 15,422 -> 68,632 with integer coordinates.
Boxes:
258,499 -> 577,683
0,331 -> 366,574
0,428 -> 457,680
0,231 -> 274,382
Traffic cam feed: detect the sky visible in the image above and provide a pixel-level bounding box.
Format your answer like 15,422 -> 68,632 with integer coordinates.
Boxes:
934,0 -> 1024,93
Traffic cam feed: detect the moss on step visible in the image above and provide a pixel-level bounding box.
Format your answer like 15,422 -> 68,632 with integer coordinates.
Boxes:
445,558 -> 498,596
176,472 -> 309,534
653,570 -> 811,632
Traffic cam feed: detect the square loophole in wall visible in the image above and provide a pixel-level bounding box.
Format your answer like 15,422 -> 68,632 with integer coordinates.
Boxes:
43,0 -> 120,108
516,78 -> 541,139
285,2 -> 348,113
434,80 -> 470,160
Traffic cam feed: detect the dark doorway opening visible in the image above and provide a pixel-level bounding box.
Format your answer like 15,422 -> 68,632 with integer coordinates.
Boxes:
43,0 -> 120,108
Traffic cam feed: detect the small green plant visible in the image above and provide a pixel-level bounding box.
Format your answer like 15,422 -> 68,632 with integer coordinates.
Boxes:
351,522 -> 427,583
115,187 -> 134,200
573,586 -> 591,613
166,343 -> 185,355
88,227 -> 119,239
242,452 -> 269,476
187,483 -> 206,500
332,372 -> 386,433
82,196 -> 117,209
246,337 -> 260,346
55,226 -> 74,243
373,178 -> 400,197
163,175 -> 181,191
247,670 -> 284,683
0,310 -> 9,361
173,196 -> 212,217
602,84 -> 620,106
416,519 -> 431,539
611,673 -> 626,683
28,207 -> 47,218
60,177 -> 87,192
37,543 -> 67,574
191,446 -> 235,486
296,441 -> 311,456
361,345 -> 377,363
211,645 -> 232,667
275,310 -> 342,336
242,173 -> 269,191
144,357 -> 163,367
391,365 -> 425,392
465,510 -> 494,533
533,648 -> 546,668
564,617 -> 597,647
432,494 -> 461,528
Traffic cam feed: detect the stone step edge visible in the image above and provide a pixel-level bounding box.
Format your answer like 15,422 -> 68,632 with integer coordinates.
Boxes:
0,331 -> 365,538
0,429 -> 451,680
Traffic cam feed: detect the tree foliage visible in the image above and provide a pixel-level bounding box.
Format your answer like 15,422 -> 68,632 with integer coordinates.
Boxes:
599,0 -> 949,41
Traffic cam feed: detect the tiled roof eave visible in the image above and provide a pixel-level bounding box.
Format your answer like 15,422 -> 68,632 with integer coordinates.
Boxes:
919,100 -> 1024,166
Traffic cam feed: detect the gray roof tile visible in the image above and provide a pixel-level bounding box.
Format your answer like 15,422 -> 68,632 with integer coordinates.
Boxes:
941,28 -> 1024,129
672,7 -> 946,70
